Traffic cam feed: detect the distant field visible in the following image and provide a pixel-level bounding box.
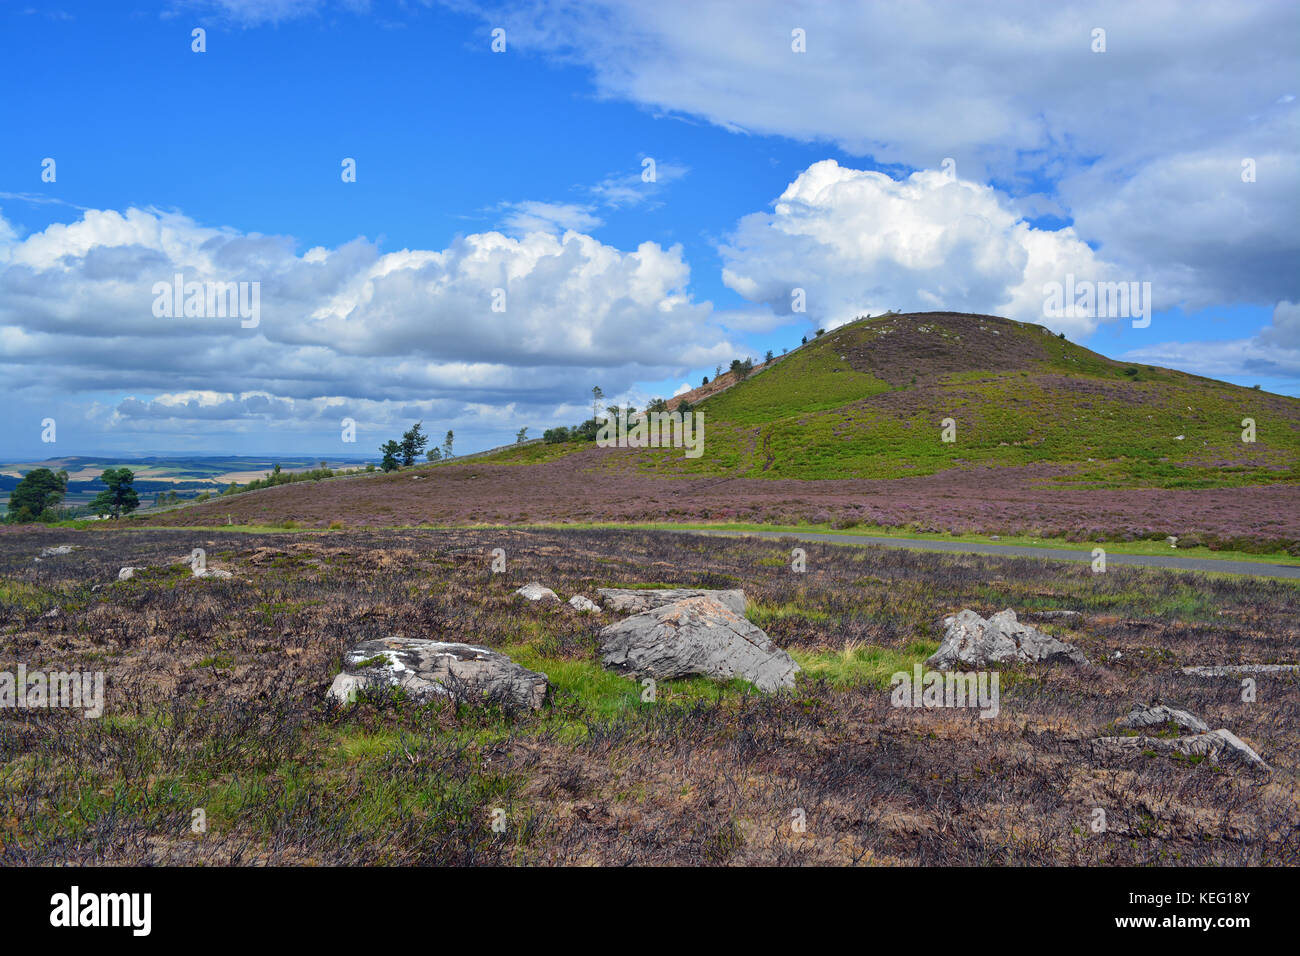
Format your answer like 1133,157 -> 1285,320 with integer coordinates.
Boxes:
142,451 -> 1300,554
0,455 -> 370,512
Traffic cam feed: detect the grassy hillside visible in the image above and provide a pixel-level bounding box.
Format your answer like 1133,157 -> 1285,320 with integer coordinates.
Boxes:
510,312 -> 1299,489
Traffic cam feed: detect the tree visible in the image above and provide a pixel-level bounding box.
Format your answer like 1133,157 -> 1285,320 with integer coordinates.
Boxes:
765,349 -> 774,363
442,430 -> 454,459
91,467 -> 139,519
379,440 -> 401,472
426,447 -> 441,462
701,376 -> 709,386
801,335 -> 807,345
591,385 -> 603,425
516,427 -> 528,443
543,426 -> 570,444
7,467 -> 68,521
730,357 -> 754,381
816,328 -> 825,336
399,421 -> 428,467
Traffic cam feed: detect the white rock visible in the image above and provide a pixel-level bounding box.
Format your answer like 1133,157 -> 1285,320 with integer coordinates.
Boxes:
193,567 -> 233,579
514,582 -> 559,602
568,595 -> 600,613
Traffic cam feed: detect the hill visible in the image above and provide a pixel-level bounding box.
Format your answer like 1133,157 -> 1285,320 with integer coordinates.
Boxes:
479,312 -> 1300,488
136,312 -> 1300,548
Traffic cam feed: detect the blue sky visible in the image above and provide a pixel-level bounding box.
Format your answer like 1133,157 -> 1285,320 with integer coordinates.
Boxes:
1,0 -> 1297,459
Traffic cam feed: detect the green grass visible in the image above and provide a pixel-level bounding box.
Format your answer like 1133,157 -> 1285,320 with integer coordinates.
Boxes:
702,343 -> 891,424
0,579 -> 62,613
791,640 -> 939,690
502,644 -> 756,721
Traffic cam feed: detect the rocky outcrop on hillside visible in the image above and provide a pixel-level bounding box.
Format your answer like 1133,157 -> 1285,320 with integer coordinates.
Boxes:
1093,702 -> 1269,771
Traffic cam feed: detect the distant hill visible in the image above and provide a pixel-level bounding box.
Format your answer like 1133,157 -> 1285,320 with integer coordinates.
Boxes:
481,311 -> 1300,489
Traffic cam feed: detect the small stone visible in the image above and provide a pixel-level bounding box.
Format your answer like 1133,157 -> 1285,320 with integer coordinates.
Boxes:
1182,664 -> 1299,677
193,567 -> 233,579
514,582 -> 559,602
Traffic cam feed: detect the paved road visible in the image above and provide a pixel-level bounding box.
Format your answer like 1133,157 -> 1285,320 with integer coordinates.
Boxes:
674,529 -> 1300,580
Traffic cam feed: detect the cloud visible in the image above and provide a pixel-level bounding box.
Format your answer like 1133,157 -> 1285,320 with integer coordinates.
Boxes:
1123,301 -> 1300,381
475,0 -> 1298,313
497,201 -> 603,236
588,159 -> 689,208
164,0 -> 347,26
482,2 -> 1295,171
1260,300 -> 1300,350
719,160 -> 1120,335
1060,111 -> 1300,311
0,206 -> 739,443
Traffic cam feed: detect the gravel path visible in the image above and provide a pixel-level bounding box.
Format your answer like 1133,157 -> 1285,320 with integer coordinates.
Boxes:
677,529 -> 1300,579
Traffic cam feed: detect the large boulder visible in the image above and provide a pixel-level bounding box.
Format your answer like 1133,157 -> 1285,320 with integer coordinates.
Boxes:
925,608 -> 1088,670
597,587 -> 746,616
328,637 -> 548,710
598,595 -> 798,693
